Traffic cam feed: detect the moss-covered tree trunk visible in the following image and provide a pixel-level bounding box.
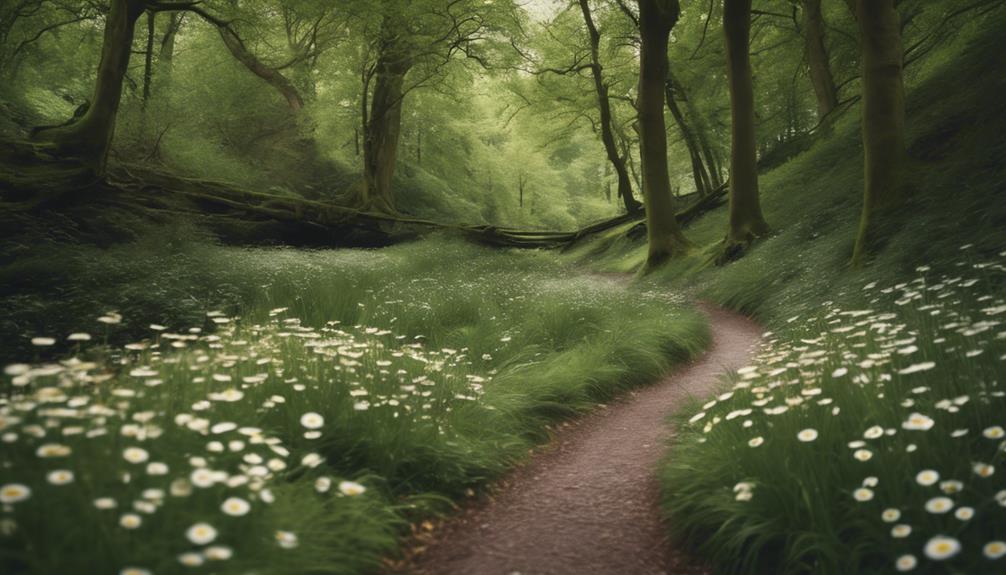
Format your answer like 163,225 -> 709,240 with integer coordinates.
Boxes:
637,0 -> 690,269
31,0 -> 146,172
361,30 -> 411,214
852,0 -> 907,265
577,0 -> 642,214
802,0 -> 838,120
721,0 -> 769,260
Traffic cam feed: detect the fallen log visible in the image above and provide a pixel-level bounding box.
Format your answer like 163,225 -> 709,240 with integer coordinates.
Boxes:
1,139 -> 730,250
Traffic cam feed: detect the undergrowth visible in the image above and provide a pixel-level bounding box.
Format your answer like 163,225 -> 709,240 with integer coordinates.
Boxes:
0,237 -> 708,574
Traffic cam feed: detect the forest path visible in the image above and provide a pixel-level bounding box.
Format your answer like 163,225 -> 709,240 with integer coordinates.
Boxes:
400,302 -> 762,575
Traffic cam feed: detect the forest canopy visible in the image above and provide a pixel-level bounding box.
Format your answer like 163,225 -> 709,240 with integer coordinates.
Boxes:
3,0 -> 986,236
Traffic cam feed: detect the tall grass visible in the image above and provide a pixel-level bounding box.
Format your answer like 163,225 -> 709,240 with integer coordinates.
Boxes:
662,254 -> 1005,574
0,236 -> 708,574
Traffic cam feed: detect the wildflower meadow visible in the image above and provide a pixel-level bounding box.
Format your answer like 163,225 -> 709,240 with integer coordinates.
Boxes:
663,250 -> 1006,574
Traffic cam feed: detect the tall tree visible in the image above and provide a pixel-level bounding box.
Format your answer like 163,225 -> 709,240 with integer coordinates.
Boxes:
157,11 -> 182,81
31,0 -> 147,171
637,0 -> 690,268
851,0 -> 907,265
355,0 -> 518,213
141,10 -> 155,108
665,71 -> 712,196
800,0 -> 838,120
614,0 -> 716,197
576,0 -> 641,213
360,13 -> 412,213
721,0 -> 768,260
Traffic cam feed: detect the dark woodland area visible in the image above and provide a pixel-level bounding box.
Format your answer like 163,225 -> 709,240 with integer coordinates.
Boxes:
0,1 -> 1004,574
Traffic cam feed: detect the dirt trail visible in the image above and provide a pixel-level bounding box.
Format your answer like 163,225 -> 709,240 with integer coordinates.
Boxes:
403,303 -> 762,575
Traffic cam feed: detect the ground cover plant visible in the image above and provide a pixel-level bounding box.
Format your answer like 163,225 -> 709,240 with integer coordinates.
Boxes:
0,238 -> 707,574
663,255 -> 1006,574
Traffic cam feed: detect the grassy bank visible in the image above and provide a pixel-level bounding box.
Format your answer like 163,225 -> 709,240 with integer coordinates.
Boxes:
569,11 -> 1006,575
0,237 -> 708,574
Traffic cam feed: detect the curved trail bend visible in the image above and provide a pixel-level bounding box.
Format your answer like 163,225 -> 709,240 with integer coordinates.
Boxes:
405,303 -> 762,575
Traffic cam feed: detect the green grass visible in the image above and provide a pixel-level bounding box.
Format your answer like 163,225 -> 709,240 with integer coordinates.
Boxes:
564,12 -> 1006,575
662,261 -> 1005,574
0,236 -> 708,574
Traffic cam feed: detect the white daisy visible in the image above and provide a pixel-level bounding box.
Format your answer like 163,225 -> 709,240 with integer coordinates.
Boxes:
186,522 -> 218,545
925,496 -> 954,514
123,447 -> 149,464
915,469 -> 939,486
220,497 -> 250,517
797,429 -> 818,442
984,541 -> 1006,560
46,470 -> 74,485
0,484 -> 31,504
275,530 -> 298,549
924,535 -> 961,560
339,480 -> 366,496
881,508 -> 900,523
853,488 -> 874,502
300,412 -> 324,429
902,413 -> 935,431
895,554 -> 917,572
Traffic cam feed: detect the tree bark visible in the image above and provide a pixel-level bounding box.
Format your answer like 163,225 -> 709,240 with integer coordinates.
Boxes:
852,0 -> 907,265
361,25 -> 411,214
665,74 -> 711,196
722,0 -> 769,258
670,66 -> 722,188
577,0 -> 642,214
158,12 -> 181,82
31,0 -> 146,172
217,26 -> 304,112
801,0 -> 839,120
637,0 -> 690,269
141,10 -> 155,108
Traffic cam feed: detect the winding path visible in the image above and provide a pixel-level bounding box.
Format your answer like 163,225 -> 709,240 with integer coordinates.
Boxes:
401,303 -> 762,575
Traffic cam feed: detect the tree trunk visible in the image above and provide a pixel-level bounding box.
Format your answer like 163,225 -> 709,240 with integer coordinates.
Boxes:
802,0 -> 839,120
852,0 -> 906,265
361,31 -> 411,214
217,26 -> 304,112
721,0 -> 769,260
519,172 -> 525,208
637,0 -> 690,269
577,0 -> 642,214
604,161 -> 612,203
665,74 -> 711,196
141,10 -> 155,108
158,12 -> 181,82
670,66 -> 722,188
699,133 -> 722,187
31,0 -> 146,172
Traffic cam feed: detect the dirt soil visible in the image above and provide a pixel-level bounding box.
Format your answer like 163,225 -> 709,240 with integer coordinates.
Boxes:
396,303 -> 762,575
